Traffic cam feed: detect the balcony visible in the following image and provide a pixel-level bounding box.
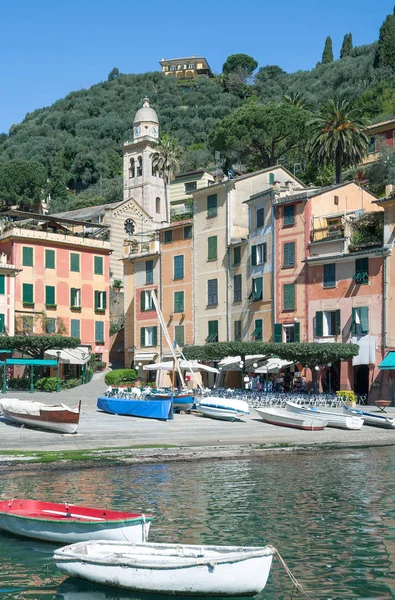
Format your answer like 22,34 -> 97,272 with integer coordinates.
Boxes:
123,235 -> 160,259
310,223 -> 345,243
170,205 -> 193,223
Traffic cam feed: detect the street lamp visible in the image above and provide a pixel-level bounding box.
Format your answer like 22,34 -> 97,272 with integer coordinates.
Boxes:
253,362 -> 258,369
327,362 -> 332,393
56,350 -> 61,392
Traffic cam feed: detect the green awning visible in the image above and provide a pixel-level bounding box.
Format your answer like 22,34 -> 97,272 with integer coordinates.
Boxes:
6,359 -> 57,366
378,352 -> 395,370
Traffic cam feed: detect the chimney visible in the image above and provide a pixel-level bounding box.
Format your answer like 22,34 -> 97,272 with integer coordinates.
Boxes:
386,184 -> 395,197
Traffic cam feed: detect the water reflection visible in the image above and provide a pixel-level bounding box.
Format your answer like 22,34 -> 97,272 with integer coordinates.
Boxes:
0,448 -> 395,599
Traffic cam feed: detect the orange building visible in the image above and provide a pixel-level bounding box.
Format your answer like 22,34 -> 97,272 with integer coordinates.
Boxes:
0,212 -> 112,367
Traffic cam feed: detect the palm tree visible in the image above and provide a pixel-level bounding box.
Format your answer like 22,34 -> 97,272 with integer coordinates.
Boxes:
308,99 -> 370,183
283,91 -> 311,110
150,134 -> 183,223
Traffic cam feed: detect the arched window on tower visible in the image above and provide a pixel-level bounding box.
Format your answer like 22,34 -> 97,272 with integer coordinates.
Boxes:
129,158 -> 135,179
156,197 -> 161,214
137,156 -> 143,177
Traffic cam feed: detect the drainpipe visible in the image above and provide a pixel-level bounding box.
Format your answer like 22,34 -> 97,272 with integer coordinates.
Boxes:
225,182 -> 231,342
383,252 -> 387,356
272,201 -> 276,338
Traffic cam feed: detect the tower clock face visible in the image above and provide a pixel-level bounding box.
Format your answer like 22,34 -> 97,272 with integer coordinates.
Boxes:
152,126 -> 158,137
134,126 -> 141,137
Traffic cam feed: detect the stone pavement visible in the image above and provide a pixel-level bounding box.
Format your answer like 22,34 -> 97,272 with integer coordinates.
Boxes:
0,374 -> 395,455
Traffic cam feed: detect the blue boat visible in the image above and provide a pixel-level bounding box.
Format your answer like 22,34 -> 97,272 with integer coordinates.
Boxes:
151,391 -> 194,412
97,397 -> 173,421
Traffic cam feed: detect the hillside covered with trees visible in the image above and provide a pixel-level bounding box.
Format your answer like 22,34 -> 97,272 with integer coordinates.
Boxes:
2,6 -> 395,211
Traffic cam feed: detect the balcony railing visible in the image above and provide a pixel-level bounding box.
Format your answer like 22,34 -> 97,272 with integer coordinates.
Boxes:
123,238 -> 160,258
310,224 -> 345,243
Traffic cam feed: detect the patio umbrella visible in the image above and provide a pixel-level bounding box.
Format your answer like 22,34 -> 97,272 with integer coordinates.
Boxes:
143,360 -> 219,374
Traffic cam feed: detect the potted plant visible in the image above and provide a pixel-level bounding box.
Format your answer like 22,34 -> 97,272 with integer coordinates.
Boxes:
336,390 -> 357,408
112,279 -> 123,292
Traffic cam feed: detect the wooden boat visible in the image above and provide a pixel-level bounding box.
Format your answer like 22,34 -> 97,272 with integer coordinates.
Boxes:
196,397 -> 249,421
0,398 -> 81,434
343,404 -> 395,428
153,391 -> 194,412
97,397 -> 173,421
285,401 -> 364,430
256,407 -> 327,430
0,499 -> 152,544
54,540 -> 275,596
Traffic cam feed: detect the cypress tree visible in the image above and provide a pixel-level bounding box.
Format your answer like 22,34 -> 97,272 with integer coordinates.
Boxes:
340,33 -> 353,58
322,36 -> 334,64
376,7 -> 395,68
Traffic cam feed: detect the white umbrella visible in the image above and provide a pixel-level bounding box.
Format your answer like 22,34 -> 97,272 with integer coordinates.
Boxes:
255,358 -> 294,373
143,360 -> 219,374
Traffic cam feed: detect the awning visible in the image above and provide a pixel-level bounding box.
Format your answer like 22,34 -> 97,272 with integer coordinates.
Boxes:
144,360 -> 219,374
134,353 -> 158,362
255,358 -> 294,373
44,347 -> 90,365
378,352 -> 395,370
218,355 -> 266,371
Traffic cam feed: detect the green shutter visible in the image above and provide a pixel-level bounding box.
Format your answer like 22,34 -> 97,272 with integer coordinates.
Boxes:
335,309 -> 341,336
152,326 -> 158,347
141,291 -> 146,311
208,236 -> 217,260
175,325 -> 185,346
103,291 -> 107,309
284,243 -> 295,266
70,287 -> 76,306
174,291 -> 184,313
251,246 -> 257,266
94,256 -> 103,275
22,247 -> 33,266
269,172 -> 275,184
45,285 -> 55,305
174,256 -> 184,279
284,205 -> 295,226
207,194 -> 217,218
360,306 -> 369,334
146,260 -> 153,283
283,284 -> 295,310
0,274 -> 4,295
95,321 -> 104,343
71,319 -> 80,338
351,307 -> 356,334
274,323 -> 282,343
0,313 -> 4,334
294,321 -> 300,343
22,283 -> 33,304
355,257 -> 368,283
316,311 -> 323,337
140,327 -> 146,347
94,290 -> 99,309
45,249 -> 55,269
70,253 -> 80,272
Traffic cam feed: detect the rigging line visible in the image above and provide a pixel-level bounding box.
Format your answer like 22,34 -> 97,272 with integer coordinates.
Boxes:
269,546 -> 313,600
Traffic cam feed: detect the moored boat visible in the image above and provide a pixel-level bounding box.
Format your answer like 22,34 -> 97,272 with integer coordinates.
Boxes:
285,401 -> 364,430
0,398 -> 81,434
343,404 -> 395,428
0,499 -> 152,544
97,397 -> 173,420
256,406 -> 327,430
54,540 -> 275,596
196,397 -> 249,421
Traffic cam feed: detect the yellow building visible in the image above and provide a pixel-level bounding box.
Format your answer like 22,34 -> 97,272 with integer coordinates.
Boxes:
169,169 -> 215,220
159,57 -> 213,79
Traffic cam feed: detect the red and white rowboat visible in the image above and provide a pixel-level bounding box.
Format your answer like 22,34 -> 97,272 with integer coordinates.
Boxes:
0,499 -> 153,544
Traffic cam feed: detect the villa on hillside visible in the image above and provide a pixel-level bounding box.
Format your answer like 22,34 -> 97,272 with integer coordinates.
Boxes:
159,57 -> 213,79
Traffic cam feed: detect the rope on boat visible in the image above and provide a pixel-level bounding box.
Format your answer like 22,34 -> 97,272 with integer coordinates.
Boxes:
270,546 -> 313,600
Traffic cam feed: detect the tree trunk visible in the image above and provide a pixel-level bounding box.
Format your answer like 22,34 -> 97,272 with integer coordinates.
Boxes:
335,148 -> 342,184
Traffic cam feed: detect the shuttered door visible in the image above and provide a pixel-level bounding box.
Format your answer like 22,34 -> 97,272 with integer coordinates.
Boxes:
316,311 -> 323,336
274,323 -> 282,343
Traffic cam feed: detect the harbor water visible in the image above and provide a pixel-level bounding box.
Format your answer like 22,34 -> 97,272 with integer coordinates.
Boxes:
1,447 -> 395,599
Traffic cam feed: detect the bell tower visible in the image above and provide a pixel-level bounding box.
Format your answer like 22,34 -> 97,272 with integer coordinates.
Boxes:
122,98 -> 167,223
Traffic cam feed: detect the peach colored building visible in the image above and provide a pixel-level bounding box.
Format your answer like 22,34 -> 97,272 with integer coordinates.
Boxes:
0,212 -> 111,367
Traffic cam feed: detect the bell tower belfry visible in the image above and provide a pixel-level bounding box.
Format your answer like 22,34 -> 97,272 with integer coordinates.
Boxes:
122,98 -> 167,223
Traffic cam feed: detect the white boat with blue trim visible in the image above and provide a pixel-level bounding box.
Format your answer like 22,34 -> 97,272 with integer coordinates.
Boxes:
54,540 -> 275,596
343,404 -> 395,428
256,406 -> 328,430
196,398 -> 249,422
285,401 -> 364,430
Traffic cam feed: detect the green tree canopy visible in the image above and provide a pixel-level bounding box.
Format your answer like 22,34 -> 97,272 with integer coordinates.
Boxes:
375,6 -> 395,68
308,99 -> 370,183
322,36 -> 334,63
340,33 -> 353,58
222,54 -> 258,76
0,335 -> 80,359
0,159 -> 47,211
108,67 -> 120,81
209,102 -> 307,169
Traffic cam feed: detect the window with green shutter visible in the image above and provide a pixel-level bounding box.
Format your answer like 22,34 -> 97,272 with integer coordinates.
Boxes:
315,311 -> 323,336
174,291 -> 184,313
174,255 -> 184,279
45,285 -> 56,306
269,172 -> 275,184
207,279 -> 218,305
145,260 -> 153,284
284,205 -> 295,226
45,249 -> 55,269
234,320 -> 241,341
206,320 -> 219,342
274,323 -> 283,342
70,253 -> 80,272
95,321 -> 104,343
251,246 -> 257,266
164,230 -> 173,243
207,236 -> 217,260
283,242 -> 295,267
283,283 -> 295,310
233,274 -> 242,302
256,208 -> 265,228
94,256 -> 103,275
354,257 -> 369,284
352,307 -> 369,335
70,287 -> 81,308
175,325 -> 184,347
22,283 -> 34,305
323,263 -> 336,288
94,290 -> 106,311
252,319 -> 263,341
0,313 -> 4,334
46,318 -> 56,334
233,246 -> 241,265
71,319 -> 80,338
294,322 -> 300,343
252,277 -> 263,301
0,274 -> 4,295
22,247 -> 33,266
207,194 -> 217,218
184,225 -> 192,239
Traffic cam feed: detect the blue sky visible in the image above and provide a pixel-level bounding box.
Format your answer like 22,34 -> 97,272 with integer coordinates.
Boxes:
0,0 -> 393,133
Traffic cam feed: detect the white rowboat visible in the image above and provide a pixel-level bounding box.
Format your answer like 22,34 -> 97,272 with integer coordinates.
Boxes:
196,397 -> 249,421
54,540 -> 274,596
196,405 -> 239,422
343,404 -> 395,428
255,407 -> 327,430
285,401 -> 364,430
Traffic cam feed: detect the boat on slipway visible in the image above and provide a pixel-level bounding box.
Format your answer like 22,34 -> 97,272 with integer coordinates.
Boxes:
285,401 -> 364,430
196,398 -> 249,422
152,391 -> 195,412
343,404 -> 395,428
54,540 -> 275,596
97,397 -> 173,421
0,398 -> 81,434
255,407 -> 327,430
0,499 -> 153,544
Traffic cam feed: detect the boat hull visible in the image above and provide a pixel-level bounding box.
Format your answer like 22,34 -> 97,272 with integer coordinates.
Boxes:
197,405 -> 238,422
1,409 -> 79,434
286,401 -> 363,430
54,541 -> 274,596
0,500 -> 152,544
97,397 -> 172,420
256,407 -> 327,430
343,405 -> 395,428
